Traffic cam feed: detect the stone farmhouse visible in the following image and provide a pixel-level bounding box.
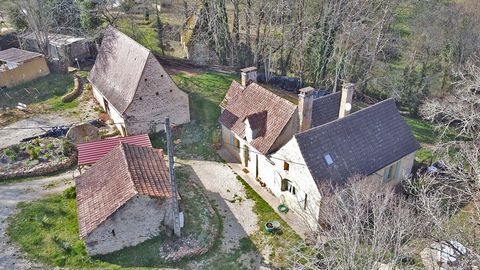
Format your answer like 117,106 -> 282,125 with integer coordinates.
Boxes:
75,142 -> 175,256
0,48 -> 50,88
89,26 -> 190,136
219,67 -> 420,228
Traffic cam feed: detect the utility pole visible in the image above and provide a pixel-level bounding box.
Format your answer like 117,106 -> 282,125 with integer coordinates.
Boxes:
165,117 -> 181,237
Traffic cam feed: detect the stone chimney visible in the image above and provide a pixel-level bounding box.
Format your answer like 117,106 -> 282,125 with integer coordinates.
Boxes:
240,67 -> 257,87
338,83 -> 355,118
298,87 -> 315,132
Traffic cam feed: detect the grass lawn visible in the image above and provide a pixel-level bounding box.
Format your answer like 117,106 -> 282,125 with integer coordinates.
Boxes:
236,175 -> 301,267
150,71 -> 238,160
0,74 -> 75,110
7,167 -> 224,269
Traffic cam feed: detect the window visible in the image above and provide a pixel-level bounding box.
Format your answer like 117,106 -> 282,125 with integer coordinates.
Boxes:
283,161 -> 290,171
383,161 -> 400,182
304,194 -> 308,210
111,229 -> 116,236
281,179 -> 296,195
229,134 -> 240,148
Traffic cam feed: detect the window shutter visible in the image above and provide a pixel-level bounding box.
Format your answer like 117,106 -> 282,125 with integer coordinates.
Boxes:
395,160 -> 402,179
383,167 -> 390,182
281,178 -> 287,191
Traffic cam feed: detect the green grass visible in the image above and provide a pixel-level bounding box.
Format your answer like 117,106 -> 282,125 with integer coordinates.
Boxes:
0,74 -> 74,109
235,175 -> 301,267
6,193 -> 114,268
7,169 -> 224,269
150,71 -> 238,160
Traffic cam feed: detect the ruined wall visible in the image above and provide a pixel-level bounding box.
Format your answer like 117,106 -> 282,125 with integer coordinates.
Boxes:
125,53 -> 190,135
84,195 -> 172,256
0,57 -> 50,88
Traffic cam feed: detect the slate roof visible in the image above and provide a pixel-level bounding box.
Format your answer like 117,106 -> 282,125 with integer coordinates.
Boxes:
311,91 -> 341,128
219,82 -> 297,154
75,143 -> 171,238
88,26 -> 151,113
295,99 -> 420,184
0,48 -> 43,63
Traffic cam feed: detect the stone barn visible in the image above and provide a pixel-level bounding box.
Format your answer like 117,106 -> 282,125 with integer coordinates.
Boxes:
89,26 -> 190,136
75,142 -> 174,256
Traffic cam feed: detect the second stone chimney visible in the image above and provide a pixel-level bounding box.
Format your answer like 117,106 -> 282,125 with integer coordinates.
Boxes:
240,67 -> 257,86
338,83 -> 355,118
298,87 -> 315,132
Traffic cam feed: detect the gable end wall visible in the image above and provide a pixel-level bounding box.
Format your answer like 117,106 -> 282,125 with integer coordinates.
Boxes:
83,195 -> 172,256
124,53 -> 190,134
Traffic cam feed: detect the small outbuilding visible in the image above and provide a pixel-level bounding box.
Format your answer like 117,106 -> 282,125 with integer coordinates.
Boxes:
75,142 -> 174,256
89,26 -> 190,136
0,48 -> 50,88
19,32 -> 91,65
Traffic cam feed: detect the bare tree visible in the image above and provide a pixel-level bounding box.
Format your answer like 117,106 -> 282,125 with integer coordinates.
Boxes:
289,176 -> 425,269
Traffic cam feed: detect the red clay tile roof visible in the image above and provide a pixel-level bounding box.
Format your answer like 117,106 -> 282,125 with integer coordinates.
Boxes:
220,80 -> 244,108
76,143 -> 171,238
77,134 -> 152,166
219,82 -> 297,154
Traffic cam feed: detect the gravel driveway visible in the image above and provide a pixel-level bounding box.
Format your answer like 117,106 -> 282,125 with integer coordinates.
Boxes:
183,160 -> 259,252
0,170 -> 76,270
0,114 -> 76,149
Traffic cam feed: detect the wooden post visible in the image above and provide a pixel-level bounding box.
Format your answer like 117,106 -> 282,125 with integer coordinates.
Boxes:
165,117 -> 181,237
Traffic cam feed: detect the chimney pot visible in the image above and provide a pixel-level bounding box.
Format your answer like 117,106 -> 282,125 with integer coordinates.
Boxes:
240,66 -> 257,86
339,83 -> 355,118
298,87 -> 315,132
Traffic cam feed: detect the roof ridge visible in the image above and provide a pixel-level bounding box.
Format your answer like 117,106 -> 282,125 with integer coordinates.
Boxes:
118,142 -> 139,195
248,82 -> 297,108
296,98 -> 396,137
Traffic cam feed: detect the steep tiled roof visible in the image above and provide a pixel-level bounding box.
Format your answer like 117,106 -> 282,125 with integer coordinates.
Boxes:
77,134 -> 152,166
219,82 -> 297,154
76,143 -> 171,238
311,92 -> 341,128
220,80 -> 244,108
88,26 -> 151,113
0,48 -> 43,63
296,99 -> 420,184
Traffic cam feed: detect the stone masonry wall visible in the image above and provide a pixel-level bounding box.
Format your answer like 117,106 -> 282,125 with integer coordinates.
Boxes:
125,53 -> 190,135
84,195 -> 172,256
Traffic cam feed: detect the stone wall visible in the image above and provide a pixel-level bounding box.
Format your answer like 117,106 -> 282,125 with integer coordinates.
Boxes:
125,53 -> 190,135
0,155 -> 76,181
84,195 -> 172,256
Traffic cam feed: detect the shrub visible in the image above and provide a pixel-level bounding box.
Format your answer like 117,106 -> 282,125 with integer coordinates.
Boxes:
63,186 -> 76,199
3,148 -> 17,161
43,153 -> 52,160
62,140 -> 74,156
33,138 -> 41,146
46,143 -> 54,150
29,147 -> 41,160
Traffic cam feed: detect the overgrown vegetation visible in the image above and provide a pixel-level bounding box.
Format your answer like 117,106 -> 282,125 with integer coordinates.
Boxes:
150,71 -> 237,160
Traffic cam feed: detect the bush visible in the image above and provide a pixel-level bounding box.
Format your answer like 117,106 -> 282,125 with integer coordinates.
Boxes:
28,147 -> 41,160
62,140 -> 74,156
63,186 -> 76,199
33,138 -> 41,146
3,148 -> 17,161
46,143 -> 54,150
